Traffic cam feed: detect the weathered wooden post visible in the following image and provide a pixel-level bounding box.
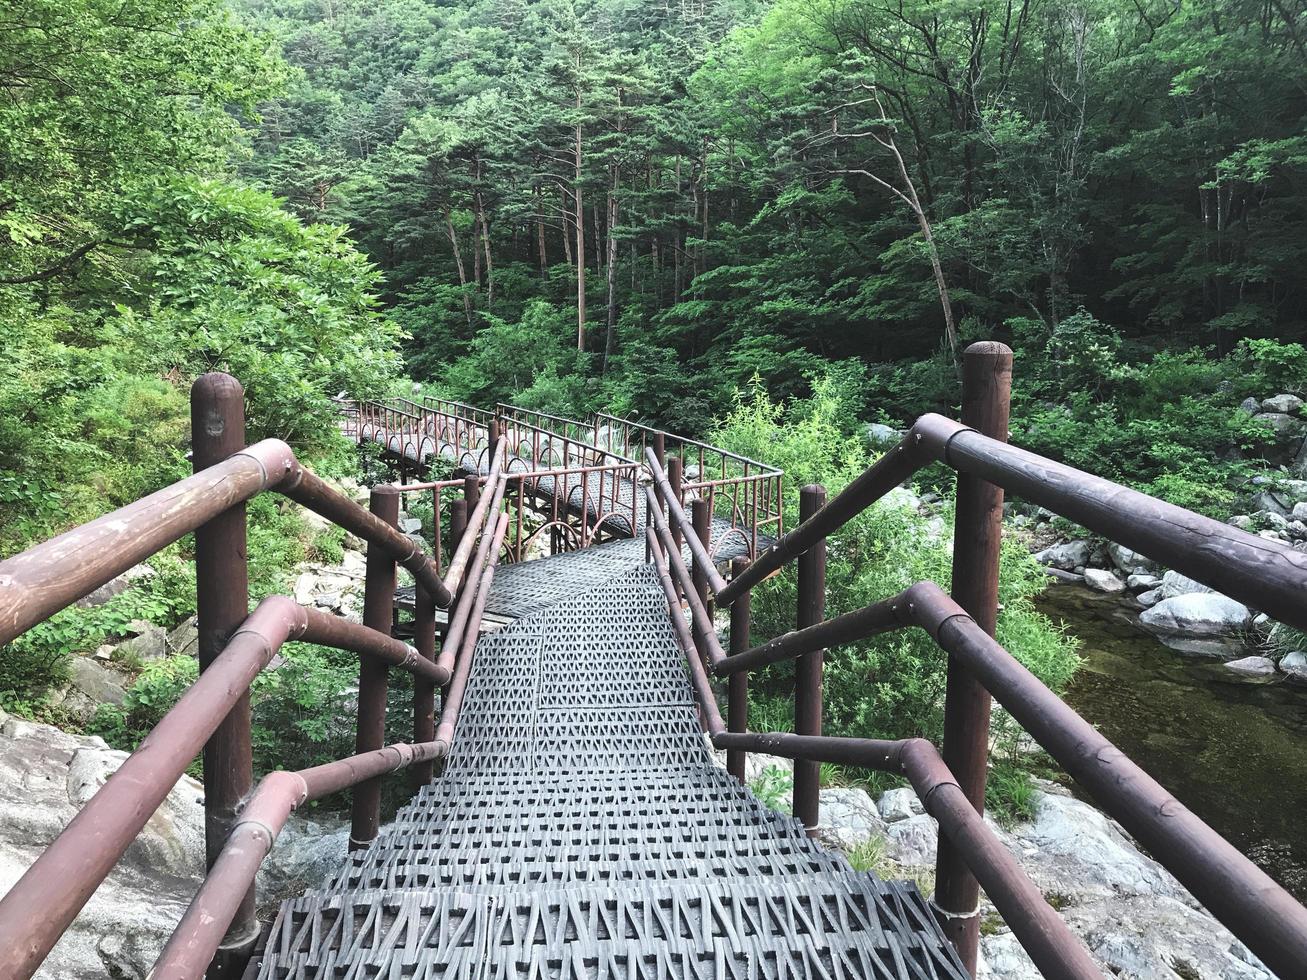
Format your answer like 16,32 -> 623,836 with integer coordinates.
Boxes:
727,556 -> 752,783
488,419 -> 500,465
794,484 -> 827,834
351,485 -> 398,850
652,431 -> 665,470
463,473 -> 480,514
412,577 -> 437,790
691,498 -> 712,618
668,457 -> 684,551
190,374 -> 256,978
934,341 -> 1012,971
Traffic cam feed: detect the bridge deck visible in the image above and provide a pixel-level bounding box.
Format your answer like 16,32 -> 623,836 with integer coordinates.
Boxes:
254,561 -> 966,980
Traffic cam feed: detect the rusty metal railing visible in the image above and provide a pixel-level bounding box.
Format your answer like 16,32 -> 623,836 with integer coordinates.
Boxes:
646,342 -> 1307,979
0,374 -> 513,980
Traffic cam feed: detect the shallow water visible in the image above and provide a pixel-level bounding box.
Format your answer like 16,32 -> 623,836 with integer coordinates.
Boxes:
1037,585 -> 1307,901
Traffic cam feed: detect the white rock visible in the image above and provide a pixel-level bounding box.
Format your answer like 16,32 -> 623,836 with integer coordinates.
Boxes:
1125,573 -> 1161,591
877,788 -> 924,823
1034,541 -> 1092,571
1279,651 -> 1307,683
884,813 -> 938,866
1139,594 -> 1252,658
1261,393 -> 1303,414
69,657 -> 127,706
1238,396 -> 1261,414
1255,411 -> 1304,439
74,564 -> 154,609
1223,655 -> 1277,678
1136,588 -> 1162,608
1159,570 -> 1215,598
977,932 -> 1042,980
864,422 -> 901,445
1293,501 -> 1307,522
814,787 -> 887,850
1105,543 -> 1158,575
1083,568 -> 1125,593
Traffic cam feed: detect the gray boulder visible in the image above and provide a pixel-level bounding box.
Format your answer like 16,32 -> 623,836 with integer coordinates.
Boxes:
1255,411 -> 1304,438
1279,651 -> 1307,684
1139,594 -> 1252,658
1159,570 -> 1215,598
69,657 -> 127,706
1238,396 -> 1261,414
1136,588 -> 1162,608
74,564 -> 154,610
1261,393 -> 1303,414
166,616 -> 198,658
877,788 -> 924,824
1105,543 -> 1158,575
1293,502 -> 1307,522
114,621 -> 168,663
883,813 -> 939,866
1248,489 -> 1291,517
864,422 -> 901,445
1125,573 -> 1161,592
1034,541 -> 1092,571
1223,656 -> 1277,679
814,787 -> 888,851
1083,568 -> 1125,594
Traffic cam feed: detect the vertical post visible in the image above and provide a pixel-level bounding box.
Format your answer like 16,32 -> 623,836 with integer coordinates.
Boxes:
727,556 -> 751,784
934,341 -> 1012,972
351,485 -> 399,851
668,456 -> 684,551
191,374 -> 255,979
488,419 -> 500,465
449,499 -> 468,570
794,484 -> 826,834
411,581 -> 437,791
690,498 -> 712,681
652,431 -> 665,471
463,473 -> 480,514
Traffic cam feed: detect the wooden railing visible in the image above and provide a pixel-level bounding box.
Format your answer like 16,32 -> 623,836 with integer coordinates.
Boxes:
0,374 -> 512,980
646,342 -> 1307,979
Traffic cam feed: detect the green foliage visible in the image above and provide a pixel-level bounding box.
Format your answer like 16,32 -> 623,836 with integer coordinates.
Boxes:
748,766 -> 793,811
714,371 -> 1080,763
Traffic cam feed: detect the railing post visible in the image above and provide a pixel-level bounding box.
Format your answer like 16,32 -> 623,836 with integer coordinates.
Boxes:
652,431 -> 665,471
934,341 -> 1012,971
488,419 -> 500,464
351,485 -> 399,851
190,374 -> 256,979
464,473 -> 480,513
668,457 -> 684,550
727,556 -> 751,783
794,484 -> 826,834
691,498 -> 712,620
412,580 -> 437,791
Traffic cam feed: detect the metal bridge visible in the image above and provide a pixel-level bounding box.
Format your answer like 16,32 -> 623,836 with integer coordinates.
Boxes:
1,343 -> 1307,980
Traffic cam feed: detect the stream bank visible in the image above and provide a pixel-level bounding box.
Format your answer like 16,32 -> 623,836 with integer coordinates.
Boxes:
1038,583 -> 1307,902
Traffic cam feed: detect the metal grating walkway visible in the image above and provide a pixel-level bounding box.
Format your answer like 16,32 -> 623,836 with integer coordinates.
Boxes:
254,563 -> 968,980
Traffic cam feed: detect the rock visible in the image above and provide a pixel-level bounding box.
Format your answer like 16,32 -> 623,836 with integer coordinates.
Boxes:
1136,588 -> 1162,608
878,486 -> 921,512
69,657 -> 127,706
1034,541 -> 1092,571
1105,543 -> 1157,575
877,788 -> 924,823
259,814 -> 350,897
166,616 -> 198,657
883,813 -> 938,866
1248,489 -> 1291,517
864,422 -> 901,445
1279,651 -> 1307,684
978,933 -> 1042,980
1293,502 -> 1307,522
74,564 -> 154,609
1139,594 -> 1252,658
1238,396 -> 1262,415
1256,411 -> 1304,438
1044,568 -> 1085,586
341,550 -> 367,576
1261,393 -> 1303,414
1229,514 -> 1254,530
92,644 -> 115,661
293,570 -> 318,605
1223,656 -> 1277,679
1290,520 -> 1307,539
0,713 -> 202,979
1257,509 -> 1290,531
399,517 -> 422,535
1125,573 -> 1161,591
1083,568 -> 1126,594
814,788 -> 887,850
1159,570 -> 1215,598
113,621 -> 168,663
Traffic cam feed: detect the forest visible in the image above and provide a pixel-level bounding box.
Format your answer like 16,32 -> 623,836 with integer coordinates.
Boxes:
3,0 -> 1307,802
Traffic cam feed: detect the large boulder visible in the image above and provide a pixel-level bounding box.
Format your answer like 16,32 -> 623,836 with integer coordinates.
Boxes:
877,788 -> 924,824
74,564 -> 154,610
1261,393 -> 1303,415
1159,569 -> 1215,598
883,813 -> 939,866
1105,543 -> 1158,576
69,657 -> 127,706
864,422 -> 901,446
1034,541 -> 1092,571
1223,656 -> 1277,680
1139,594 -> 1252,658
1279,651 -> 1307,684
1083,568 -> 1125,594
813,787 -> 887,851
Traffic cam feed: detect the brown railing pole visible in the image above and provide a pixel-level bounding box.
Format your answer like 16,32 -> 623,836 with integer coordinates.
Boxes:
727,556 -> 751,783
934,341 -> 1012,970
691,497 -> 712,633
668,456 -> 683,550
411,581 -> 437,791
190,373 -> 256,979
793,484 -> 826,834
463,473 -> 480,513
488,418 -> 500,463
351,485 -> 399,850
652,430 -> 665,470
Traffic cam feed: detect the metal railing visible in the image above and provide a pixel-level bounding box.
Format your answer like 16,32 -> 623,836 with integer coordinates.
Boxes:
646,342 -> 1307,979
0,374 -> 513,980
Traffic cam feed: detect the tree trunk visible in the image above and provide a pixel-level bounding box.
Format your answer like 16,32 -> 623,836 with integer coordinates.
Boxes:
603,168 -> 619,375
443,208 -> 473,328
574,96 -> 586,351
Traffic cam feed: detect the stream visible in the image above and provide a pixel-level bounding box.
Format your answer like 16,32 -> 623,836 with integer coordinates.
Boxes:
1037,584 -> 1307,902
